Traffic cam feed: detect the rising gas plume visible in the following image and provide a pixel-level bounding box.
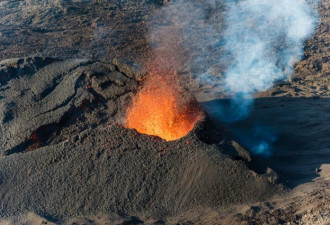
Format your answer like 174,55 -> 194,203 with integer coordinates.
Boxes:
143,0 -> 319,151
147,0 -> 319,120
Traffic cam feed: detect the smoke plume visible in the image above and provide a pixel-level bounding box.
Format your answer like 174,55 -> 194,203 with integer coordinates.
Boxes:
148,0 -> 319,120
147,0 -> 319,155
222,0 -> 319,119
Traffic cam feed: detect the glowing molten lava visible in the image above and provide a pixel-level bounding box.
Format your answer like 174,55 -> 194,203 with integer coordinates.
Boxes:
125,71 -> 202,141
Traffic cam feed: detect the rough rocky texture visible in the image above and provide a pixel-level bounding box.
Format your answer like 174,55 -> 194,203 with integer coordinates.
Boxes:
0,57 -> 138,156
0,0 -> 328,224
0,0 -> 328,99
0,58 -> 281,221
0,0 -> 159,62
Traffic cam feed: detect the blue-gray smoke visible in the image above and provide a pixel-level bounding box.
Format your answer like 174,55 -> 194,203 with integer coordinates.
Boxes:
234,124 -> 278,157
148,0 -> 320,155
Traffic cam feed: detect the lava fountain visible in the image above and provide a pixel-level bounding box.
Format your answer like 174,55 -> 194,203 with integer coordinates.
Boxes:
125,68 -> 202,141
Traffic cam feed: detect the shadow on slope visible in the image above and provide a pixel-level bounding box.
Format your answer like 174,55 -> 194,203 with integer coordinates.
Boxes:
201,97 -> 330,187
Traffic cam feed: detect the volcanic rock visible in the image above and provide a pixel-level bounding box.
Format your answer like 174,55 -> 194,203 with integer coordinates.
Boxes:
0,57 -> 281,221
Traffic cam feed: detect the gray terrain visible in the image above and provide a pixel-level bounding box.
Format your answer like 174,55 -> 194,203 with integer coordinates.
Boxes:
0,57 -> 281,223
0,0 -> 329,224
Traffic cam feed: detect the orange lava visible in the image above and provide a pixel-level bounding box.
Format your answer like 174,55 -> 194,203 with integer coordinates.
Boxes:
125,71 -> 202,141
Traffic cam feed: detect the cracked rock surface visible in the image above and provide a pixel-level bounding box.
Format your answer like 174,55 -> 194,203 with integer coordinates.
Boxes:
0,57 -> 138,155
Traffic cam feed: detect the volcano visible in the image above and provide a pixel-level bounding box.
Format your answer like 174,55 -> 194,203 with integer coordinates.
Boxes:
0,0 -> 328,223
0,58 -> 281,221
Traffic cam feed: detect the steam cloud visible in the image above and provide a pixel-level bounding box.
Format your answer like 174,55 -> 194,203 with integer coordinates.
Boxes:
148,0 -> 319,120
147,0 -> 319,155
222,0 -> 319,120
224,0 -> 318,95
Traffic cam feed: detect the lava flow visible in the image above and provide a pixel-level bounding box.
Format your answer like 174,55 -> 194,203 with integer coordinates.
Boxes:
125,70 -> 202,141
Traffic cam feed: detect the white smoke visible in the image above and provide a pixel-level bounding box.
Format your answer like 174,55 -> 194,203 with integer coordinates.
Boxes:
148,0 -> 320,120
223,0 -> 318,97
